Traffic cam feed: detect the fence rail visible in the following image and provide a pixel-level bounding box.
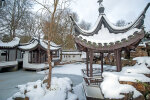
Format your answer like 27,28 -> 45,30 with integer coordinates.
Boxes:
82,68 -> 103,86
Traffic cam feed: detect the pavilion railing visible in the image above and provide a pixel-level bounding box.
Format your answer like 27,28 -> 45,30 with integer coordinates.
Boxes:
82,68 -> 103,86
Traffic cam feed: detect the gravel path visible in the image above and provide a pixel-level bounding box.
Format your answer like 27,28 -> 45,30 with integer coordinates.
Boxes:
0,70 -> 82,100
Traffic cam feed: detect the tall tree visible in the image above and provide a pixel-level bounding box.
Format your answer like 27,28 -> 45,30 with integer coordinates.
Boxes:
34,0 -> 71,88
0,0 -> 33,40
116,19 -> 126,27
79,20 -> 91,30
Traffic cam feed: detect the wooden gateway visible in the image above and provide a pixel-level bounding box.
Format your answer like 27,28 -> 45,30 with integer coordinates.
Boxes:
19,38 -> 61,71
70,1 -> 150,100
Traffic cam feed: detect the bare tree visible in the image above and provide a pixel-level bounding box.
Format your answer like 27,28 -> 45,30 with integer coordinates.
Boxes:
0,0 -> 33,40
79,20 -> 91,30
34,0 -> 71,88
116,19 -> 126,27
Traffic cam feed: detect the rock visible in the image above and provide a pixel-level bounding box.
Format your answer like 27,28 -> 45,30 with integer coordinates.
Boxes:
130,46 -> 148,58
43,79 -> 48,84
14,97 -> 24,100
121,59 -> 136,67
120,81 -> 146,92
34,85 -> 37,89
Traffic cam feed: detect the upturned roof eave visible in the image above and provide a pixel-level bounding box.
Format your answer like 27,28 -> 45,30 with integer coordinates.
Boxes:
74,30 -> 145,52
18,39 -> 61,51
70,3 -> 150,36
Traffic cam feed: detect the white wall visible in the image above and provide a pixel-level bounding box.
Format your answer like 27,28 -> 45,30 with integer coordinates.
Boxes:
61,54 -> 82,62
23,51 -> 54,70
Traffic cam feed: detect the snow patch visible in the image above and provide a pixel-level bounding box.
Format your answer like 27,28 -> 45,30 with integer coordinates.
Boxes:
8,77 -> 77,100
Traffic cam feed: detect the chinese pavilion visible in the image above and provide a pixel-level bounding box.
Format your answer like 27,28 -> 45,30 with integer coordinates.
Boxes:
19,38 -> 61,70
70,2 -> 150,77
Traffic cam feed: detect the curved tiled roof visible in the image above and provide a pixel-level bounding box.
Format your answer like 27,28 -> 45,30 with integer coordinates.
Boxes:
70,3 -> 150,52
70,3 -> 150,36
75,29 -> 145,52
0,37 -> 20,48
19,38 -> 61,51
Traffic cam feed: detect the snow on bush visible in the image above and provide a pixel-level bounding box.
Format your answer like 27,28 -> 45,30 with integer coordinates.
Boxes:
7,77 -> 77,100
133,56 -> 150,66
101,72 -> 141,99
121,63 -> 150,74
101,57 -> 150,99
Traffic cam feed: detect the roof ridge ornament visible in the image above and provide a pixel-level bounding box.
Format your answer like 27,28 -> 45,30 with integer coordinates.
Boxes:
97,0 -> 105,15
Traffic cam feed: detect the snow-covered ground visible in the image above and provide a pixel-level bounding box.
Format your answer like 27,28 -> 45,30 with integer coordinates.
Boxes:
6,57 -> 150,100
8,77 -> 78,100
37,62 -> 116,76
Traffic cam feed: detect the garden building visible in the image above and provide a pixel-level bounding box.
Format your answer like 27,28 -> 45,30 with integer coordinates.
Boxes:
19,38 -> 61,71
0,37 -> 22,70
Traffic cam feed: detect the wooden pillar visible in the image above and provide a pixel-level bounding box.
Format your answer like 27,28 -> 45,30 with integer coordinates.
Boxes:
31,51 -> 33,63
15,49 -> 17,60
86,51 -> 89,76
115,49 -> 122,72
124,48 -> 130,59
6,51 -> 7,61
8,50 -> 9,61
100,52 -> 103,73
89,49 -> 93,77
38,47 -> 40,63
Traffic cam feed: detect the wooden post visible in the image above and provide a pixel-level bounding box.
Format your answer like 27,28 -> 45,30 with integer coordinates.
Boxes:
31,51 -> 33,63
6,51 -> 8,61
100,52 -> 103,73
38,47 -> 40,63
15,49 -> 17,60
115,49 -> 122,72
86,51 -> 89,76
8,50 -> 9,61
125,48 -> 130,59
89,49 -> 93,77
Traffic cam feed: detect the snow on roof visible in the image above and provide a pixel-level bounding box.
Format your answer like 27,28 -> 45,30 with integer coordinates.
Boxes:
0,37 -> 20,48
62,51 -> 82,55
79,25 -> 141,45
19,39 -> 39,50
40,40 -> 61,50
19,38 -> 61,51
77,15 -> 103,34
71,3 -> 149,36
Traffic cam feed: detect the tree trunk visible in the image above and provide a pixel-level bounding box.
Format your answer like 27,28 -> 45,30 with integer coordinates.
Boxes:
47,40 -> 52,89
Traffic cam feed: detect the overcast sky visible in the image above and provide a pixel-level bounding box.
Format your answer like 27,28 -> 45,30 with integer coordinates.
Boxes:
70,0 -> 150,31
34,0 -> 150,31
